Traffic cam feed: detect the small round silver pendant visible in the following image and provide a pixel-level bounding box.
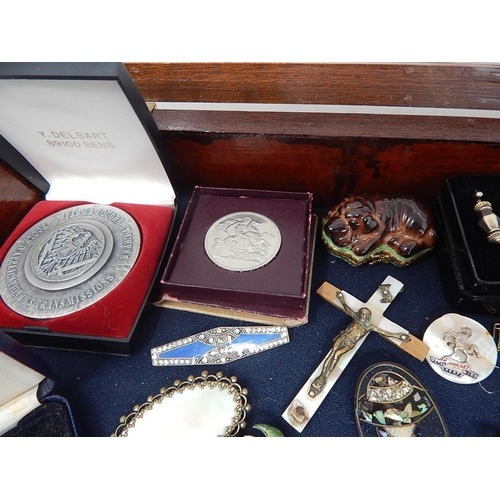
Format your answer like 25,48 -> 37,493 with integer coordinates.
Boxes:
0,204 -> 141,319
204,211 -> 281,272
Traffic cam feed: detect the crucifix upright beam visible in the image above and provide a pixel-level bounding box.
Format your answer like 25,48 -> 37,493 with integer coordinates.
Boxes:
282,275 -> 429,433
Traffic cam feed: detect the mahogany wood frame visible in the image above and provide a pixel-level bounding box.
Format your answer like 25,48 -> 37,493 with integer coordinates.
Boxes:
0,161 -> 44,246
127,63 -> 500,208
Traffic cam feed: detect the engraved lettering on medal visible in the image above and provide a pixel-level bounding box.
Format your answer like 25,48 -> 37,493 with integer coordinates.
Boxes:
20,223 -> 48,246
0,204 -> 140,319
97,208 -> 123,224
64,207 -> 94,219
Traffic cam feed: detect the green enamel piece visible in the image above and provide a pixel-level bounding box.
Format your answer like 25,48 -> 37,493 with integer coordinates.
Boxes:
253,424 -> 284,437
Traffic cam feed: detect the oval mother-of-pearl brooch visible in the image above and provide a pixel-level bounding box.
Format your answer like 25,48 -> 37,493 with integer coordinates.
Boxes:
112,371 -> 251,438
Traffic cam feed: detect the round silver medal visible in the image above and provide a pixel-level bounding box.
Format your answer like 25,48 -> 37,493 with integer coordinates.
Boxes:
204,211 -> 281,271
0,204 -> 141,319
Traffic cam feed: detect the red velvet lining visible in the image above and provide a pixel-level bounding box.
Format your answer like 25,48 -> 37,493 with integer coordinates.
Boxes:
0,200 -> 174,339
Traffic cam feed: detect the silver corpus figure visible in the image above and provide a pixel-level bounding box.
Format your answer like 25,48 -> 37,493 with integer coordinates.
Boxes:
309,291 -> 411,398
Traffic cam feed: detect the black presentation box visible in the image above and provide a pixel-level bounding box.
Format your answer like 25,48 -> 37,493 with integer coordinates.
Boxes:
0,63 -> 177,354
435,174 -> 500,315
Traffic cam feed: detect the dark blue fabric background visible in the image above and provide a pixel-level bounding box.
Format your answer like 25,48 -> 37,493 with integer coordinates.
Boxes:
30,216 -> 500,437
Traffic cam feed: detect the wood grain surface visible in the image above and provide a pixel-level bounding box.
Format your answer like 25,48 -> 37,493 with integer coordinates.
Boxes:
135,62 -> 500,208
124,62 -> 500,109
0,159 -> 44,246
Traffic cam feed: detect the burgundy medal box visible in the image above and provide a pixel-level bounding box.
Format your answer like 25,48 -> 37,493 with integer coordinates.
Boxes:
158,186 -> 315,325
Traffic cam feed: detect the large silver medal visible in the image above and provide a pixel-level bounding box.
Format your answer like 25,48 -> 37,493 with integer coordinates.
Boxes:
204,211 -> 281,271
0,204 -> 141,319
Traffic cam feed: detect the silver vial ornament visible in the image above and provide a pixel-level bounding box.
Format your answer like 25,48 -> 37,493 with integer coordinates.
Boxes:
473,191 -> 500,244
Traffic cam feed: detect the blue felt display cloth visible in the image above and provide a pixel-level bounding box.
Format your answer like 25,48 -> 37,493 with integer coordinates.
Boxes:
25,214 -> 500,437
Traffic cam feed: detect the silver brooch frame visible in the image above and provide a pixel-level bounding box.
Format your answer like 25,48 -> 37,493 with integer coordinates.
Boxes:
112,370 -> 251,438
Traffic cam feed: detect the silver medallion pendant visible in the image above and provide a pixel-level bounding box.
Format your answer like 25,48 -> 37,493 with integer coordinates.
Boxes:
204,212 -> 281,271
0,204 -> 141,319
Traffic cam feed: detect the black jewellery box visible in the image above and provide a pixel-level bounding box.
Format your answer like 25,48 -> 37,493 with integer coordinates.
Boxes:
0,63 -> 177,354
0,330 -> 77,437
435,174 -> 500,314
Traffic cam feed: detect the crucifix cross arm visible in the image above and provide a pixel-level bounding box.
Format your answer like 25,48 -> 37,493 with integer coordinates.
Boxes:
336,290 -> 410,342
318,283 -> 428,361
370,325 -> 411,342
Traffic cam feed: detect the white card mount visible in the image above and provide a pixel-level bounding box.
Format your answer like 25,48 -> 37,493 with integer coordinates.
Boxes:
0,63 -> 176,207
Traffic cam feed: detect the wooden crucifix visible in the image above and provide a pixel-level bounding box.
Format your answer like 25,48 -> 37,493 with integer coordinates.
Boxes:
282,276 -> 429,433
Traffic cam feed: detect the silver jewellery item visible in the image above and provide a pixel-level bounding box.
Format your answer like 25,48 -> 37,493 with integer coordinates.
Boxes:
282,276 -> 430,434
474,191 -> 500,244
0,204 -> 141,319
307,290 -> 411,399
494,322 -> 500,352
112,371 -> 251,438
204,211 -> 281,271
378,283 -> 393,303
423,313 -> 497,384
151,325 -> 289,366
